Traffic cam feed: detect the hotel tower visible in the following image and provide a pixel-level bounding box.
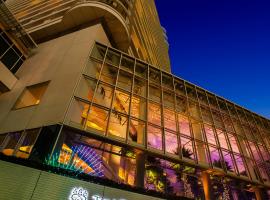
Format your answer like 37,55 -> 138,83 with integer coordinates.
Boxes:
0,0 -> 269,199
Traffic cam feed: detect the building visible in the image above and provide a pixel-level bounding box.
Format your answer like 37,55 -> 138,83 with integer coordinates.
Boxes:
0,0 -> 269,200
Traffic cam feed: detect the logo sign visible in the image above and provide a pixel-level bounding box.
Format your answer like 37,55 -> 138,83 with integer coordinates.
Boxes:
69,187 -> 126,200
69,187 -> 88,200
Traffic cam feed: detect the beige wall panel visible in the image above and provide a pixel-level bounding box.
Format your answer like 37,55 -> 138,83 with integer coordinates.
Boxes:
0,24 -> 111,133
0,160 -> 41,200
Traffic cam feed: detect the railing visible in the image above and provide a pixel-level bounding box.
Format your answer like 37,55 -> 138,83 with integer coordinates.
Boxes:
0,0 -> 37,51
7,0 -> 132,33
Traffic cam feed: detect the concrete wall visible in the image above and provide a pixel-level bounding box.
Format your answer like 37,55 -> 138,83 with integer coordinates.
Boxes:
0,160 -> 164,200
0,61 -> 17,91
0,23 -> 111,134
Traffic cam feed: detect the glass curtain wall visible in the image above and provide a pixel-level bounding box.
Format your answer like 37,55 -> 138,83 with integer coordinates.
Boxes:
66,43 -> 270,189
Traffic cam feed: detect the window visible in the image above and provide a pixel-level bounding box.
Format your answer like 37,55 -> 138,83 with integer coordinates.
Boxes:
0,31 -> 25,74
1,132 -> 22,156
14,81 -> 49,109
148,125 -> 163,150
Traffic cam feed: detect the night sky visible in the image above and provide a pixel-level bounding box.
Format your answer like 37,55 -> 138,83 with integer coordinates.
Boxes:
155,0 -> 270,119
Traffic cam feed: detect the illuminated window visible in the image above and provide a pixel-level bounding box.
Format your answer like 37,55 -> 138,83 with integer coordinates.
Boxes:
14,82 -> 49,109
86,105 -> 109,134
234,154 -> 247,176
163,108 -> 176,131
178,115 -> 191,136
0,134 -> 7,147
175,95 -> 187,114
130,95 -> 146,120
148,102 -> 161,126
129,119 -> 145,144
69,99 -> 90,128
112,89 -> 130,114
216,129 -> 229,149
133,76 -> 147,97
2,132 -> 22,156
180,136 -> 194,160
90,43 -> 106,61
149,83 -> 161,102
93,82 -> 114,108
16,129 -> 39,159
100,64 -> 118,85
105,48 -> 120,66
221,150 -> 236,173
148,125 -> 163,150
209,146 -> 222,168
120,55 -> 134,73
165,131 -> 178,154
135,61 -> 147,78
228,134 -> 240,153
163,89 -> 174,108
76,77 -> 97,101
108,112 -> 128,139
117,70 -> 132,91
84,60 -> 102,79
204,125 -> 217,145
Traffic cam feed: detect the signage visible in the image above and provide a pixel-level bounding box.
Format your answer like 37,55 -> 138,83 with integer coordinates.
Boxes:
69,187 -> 126,200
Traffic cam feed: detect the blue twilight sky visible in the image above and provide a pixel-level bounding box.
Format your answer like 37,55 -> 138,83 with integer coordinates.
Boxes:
155,0 -> 270,119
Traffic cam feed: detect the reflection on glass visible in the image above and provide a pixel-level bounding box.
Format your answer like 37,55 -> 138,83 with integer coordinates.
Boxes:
52,133 -> 136,186
86,106 -> 109,134
85,60 -> 102,79
180,136 -> 194,160
135,61 -> 147,78
209,146 -> 222,168
2,132 -> 22,156
105,49 -> 120,66
149,68 -> 160,84
165,131 -> 178,154
228,134 -> 240,153
178,115 -> 191,137
76,77 -> 96,101
163,90 -> 174,108
129,119 -> 145,144
148,102 -> 161,126
149,84 -> 161,102
16,129 -> 39,159
100,64 -> 118,85
130,96 -> 146,120
216,129 -> 229,149
112,89 -> 130,114
133,76 -> 147,97
117,70 -> 132,91
164,108 -> 176,132
234,154 -> 247,176
204,125 -> 217,145
120,55 -> 134,73
93,82 -> 114,108
162,73 -> 173,89
148,125 -> 162,150
175,96 -> 187,114
90,44 -> 106,60
108,112 -> 128,139
222,150 -> 235,173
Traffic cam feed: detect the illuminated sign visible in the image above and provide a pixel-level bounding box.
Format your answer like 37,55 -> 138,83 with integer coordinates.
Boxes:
69,187 -> 88,200
69,187 -> 126,200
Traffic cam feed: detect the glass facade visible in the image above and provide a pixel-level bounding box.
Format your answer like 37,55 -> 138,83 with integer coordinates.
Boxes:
1,42 -> 270,199
64,43 -> 270,198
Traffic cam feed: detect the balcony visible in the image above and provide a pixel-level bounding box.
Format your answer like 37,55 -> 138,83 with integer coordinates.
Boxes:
6,0 -> 132,51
